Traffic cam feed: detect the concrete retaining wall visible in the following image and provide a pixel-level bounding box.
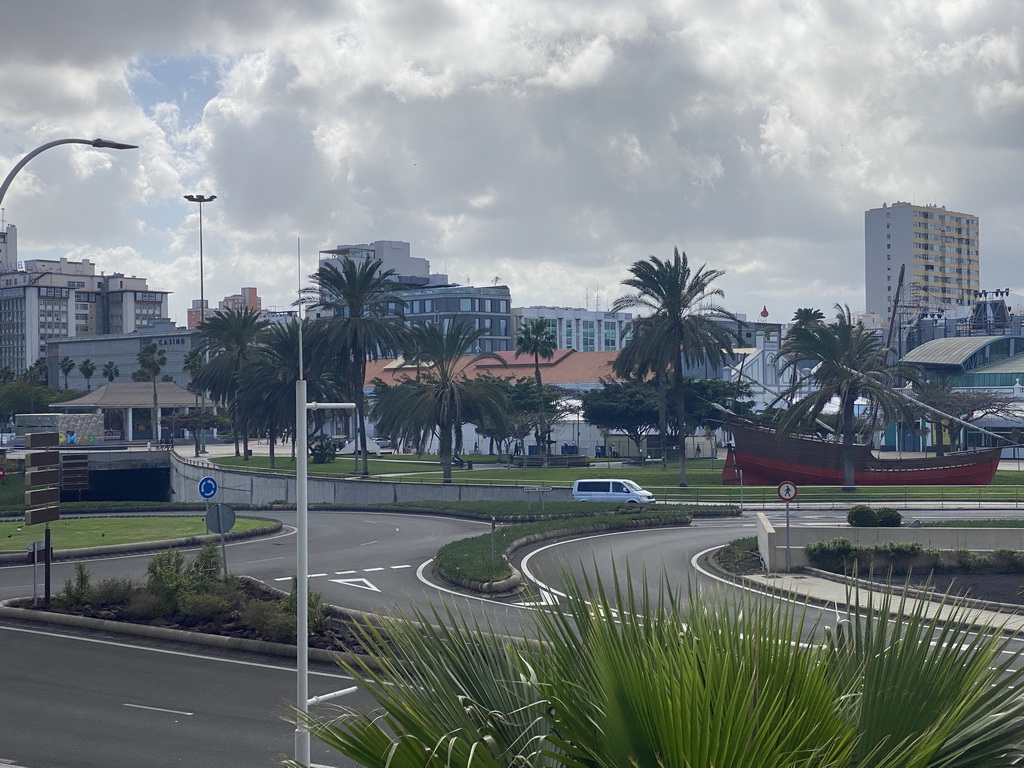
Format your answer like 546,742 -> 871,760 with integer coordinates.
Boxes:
756,512 -> 1024,572
170,453 -> 573,506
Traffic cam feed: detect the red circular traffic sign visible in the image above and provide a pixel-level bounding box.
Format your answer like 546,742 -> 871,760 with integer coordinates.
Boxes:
777,481 -> 798,501
0,466 -> 6,479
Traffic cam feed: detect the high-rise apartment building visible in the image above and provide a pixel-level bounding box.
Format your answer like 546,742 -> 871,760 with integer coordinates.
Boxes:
865,201 -> 980,318
187,286 -> 262,328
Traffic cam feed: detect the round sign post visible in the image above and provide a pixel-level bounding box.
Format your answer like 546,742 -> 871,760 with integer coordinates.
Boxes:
777,481 -> 797,572
198,476 -> 218,499
0,465 -> 6,480
205,503 -> 235,579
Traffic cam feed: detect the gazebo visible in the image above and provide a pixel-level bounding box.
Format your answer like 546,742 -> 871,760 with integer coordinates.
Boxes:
53,382 -> 201,442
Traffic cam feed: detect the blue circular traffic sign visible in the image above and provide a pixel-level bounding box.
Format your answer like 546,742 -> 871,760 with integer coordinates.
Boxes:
198,476 -> 218,499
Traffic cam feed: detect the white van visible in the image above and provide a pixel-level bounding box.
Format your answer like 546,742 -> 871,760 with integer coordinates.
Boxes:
572,479 -> 655,504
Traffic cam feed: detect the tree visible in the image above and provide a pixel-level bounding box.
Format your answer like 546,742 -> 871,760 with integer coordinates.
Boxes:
912,378 -> 1019,451
194,308 -> 271,459
291,573 -> 1024,768
59,356 -> 75,389
0,366 -> 14,384
613,248 -> 738,486
371,321 -> 506,482
582,379 -> 660,464
791,307 -> 825,328
76,359 -> 96,392
514,318 -> 557,466
137,344 -> 167,441
301,257 -> 405,476
102,361 -> 119,383
776,304 -> 920,488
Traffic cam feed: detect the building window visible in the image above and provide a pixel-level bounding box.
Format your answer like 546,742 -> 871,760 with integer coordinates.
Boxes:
582,321 -> 595,352
565,323 -> 574,349
459,298 -> 472,312
603,325 -> 617,351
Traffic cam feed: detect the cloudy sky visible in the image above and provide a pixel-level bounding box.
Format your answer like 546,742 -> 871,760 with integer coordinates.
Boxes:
1,1 -> 1021,325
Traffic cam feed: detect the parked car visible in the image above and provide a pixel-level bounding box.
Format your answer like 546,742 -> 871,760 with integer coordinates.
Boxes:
571,479 -> 655,504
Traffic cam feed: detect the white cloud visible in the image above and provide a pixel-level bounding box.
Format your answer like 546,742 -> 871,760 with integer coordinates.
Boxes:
0,0 -> 1020,327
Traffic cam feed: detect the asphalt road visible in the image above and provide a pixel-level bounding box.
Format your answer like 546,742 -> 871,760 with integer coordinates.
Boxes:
5,505 -> 1024,766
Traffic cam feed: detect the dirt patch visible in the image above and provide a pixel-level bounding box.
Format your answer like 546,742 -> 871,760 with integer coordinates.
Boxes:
713,546 -> 766,576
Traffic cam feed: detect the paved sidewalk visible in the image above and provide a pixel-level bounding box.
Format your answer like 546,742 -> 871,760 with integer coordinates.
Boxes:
739,570 -> 1024,634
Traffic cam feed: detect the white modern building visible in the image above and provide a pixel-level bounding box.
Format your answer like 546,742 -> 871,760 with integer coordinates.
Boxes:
511,306 -> 632,352
865,201 -> 980,318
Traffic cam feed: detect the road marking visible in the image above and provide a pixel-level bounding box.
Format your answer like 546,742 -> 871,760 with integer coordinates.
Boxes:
390,564 -> 412,569
124,703 -> 194,716
330,577 -> 380,592
515,589 -> 558,607
309,572 -> 327,578
334,570 -> 356,575
364,567 -> 384,572
0,759 -> 31,767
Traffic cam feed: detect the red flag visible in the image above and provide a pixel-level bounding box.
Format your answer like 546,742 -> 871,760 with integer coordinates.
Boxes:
760,305 -> 769,319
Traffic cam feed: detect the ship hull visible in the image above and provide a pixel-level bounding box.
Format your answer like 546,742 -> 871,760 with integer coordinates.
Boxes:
723,418 -> 1001,487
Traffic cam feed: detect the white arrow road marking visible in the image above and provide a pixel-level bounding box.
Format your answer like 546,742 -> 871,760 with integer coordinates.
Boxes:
515,588 -> 558,607
330,577 -> 380,592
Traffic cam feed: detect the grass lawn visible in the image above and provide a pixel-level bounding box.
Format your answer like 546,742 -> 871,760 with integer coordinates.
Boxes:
0,516 -> 269,552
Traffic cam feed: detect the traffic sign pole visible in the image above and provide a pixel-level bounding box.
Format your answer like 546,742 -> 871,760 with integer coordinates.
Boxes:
777,481 -> 798,572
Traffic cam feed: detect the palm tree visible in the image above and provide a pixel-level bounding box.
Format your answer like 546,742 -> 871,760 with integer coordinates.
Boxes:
301,257 -> 405,476
372,321 -> 506,482
194,308 -> 270,458
77,359 -> 96,392
513,317 -> 557,467
791,307 -> 826,328
612,248 -> 738,486
776,304 -> 920,488
102,361 -> 119,383
137,345 -> 167,441
58,356 -> 75,390
290,574 -> 1024,768
0,366 -> 13,384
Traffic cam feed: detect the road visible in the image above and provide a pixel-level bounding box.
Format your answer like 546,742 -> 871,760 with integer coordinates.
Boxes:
3,505 -> 1024,766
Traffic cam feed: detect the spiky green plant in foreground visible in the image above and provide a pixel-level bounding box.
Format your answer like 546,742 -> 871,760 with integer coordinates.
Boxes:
287,575 -> 1024,768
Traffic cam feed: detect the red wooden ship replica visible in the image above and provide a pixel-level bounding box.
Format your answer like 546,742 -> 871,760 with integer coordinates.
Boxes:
721,415 -> 1001,487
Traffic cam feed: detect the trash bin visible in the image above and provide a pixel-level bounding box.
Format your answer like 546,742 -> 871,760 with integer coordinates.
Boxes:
467,460 -> 474,470
245,449 -> 253,458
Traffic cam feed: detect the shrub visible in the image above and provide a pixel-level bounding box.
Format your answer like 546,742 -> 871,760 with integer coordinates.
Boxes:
875,507 -> 902,528
180,592 -> 233,622
877,541 -> 923,574
53,562 -> 92,609
189,540 -> 224,591
127,588 -> 173,620
242,601 -> 294,643
953,548 -> 986,573
283,577 -> 331,632
146,548 -> 192,612
847,505 -> 878,527
728,536 -> 758,551
991,549 -> 1024,573
90,577 -> 137,605
805,538 -> 855,572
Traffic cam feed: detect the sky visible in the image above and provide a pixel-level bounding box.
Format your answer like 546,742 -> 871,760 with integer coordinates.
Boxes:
0,1 -> 1021,326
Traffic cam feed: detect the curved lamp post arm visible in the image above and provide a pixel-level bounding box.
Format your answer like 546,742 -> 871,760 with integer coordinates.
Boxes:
0,137 -> 138,209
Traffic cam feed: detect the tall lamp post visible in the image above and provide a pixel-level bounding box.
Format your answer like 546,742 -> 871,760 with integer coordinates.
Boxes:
0,137 -> 138,209
184,194 -> 216,453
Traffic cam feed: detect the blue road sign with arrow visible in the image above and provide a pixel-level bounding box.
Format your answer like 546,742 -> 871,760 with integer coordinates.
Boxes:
198,476 -> 218,499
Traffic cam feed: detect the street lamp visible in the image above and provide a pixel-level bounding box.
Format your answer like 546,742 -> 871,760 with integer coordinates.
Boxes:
294,384 -> 356,764
183,194 -> 216,453
0,137 -> 138,209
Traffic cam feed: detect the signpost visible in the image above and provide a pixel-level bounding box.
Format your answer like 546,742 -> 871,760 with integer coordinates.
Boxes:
777,481 -> 798,571
524,486 -> 554,514
205,503 -> 235,578
198,476 -> 218,499
24,432 -> 60,606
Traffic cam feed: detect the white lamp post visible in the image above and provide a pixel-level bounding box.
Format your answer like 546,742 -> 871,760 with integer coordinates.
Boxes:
183,194 -> 216,453
294,383 -> 356,764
